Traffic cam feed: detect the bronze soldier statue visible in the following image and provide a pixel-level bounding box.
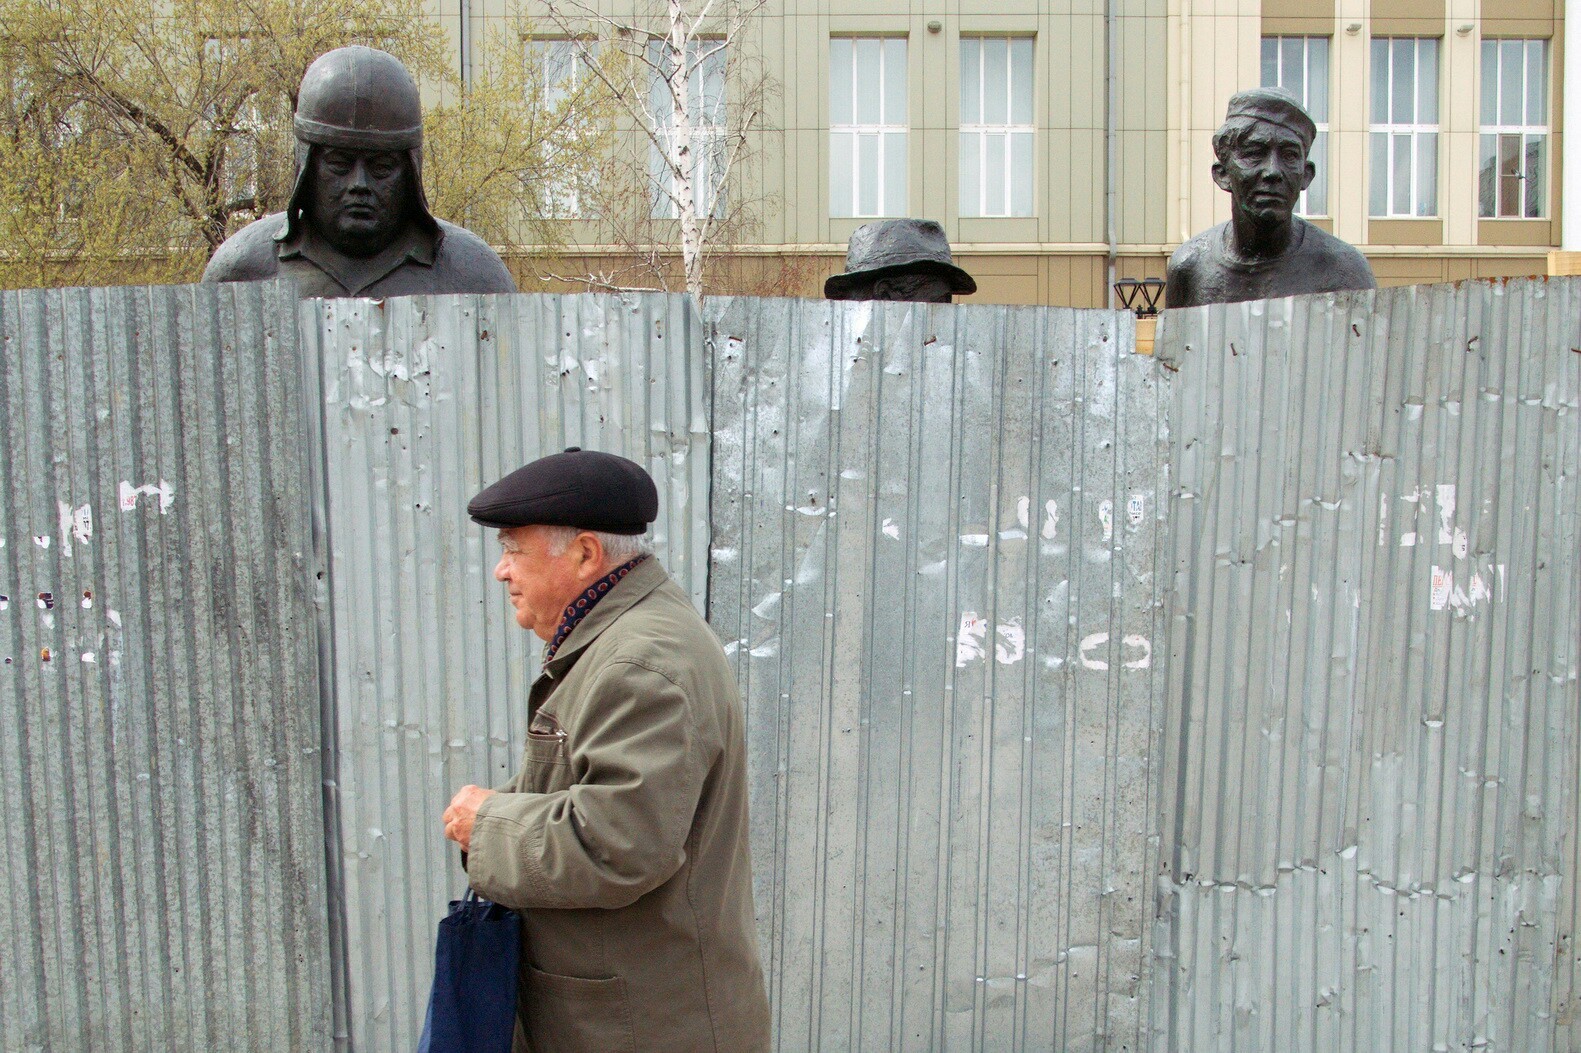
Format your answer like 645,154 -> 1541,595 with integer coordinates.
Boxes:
1165,87 -> 1375,309
203,46 -> 517,297
825,219 -> 976,303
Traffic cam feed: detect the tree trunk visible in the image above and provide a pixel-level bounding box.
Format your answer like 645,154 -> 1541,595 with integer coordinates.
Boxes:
666,0 -> 704,304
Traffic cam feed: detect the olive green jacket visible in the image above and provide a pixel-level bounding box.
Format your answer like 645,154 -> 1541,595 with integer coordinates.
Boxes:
467,558 -> 770,1053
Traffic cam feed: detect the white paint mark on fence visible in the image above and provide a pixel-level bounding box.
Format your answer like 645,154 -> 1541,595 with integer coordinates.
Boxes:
995,619 -> 1026,665
956,612 -> 989,667
1098,500 -> 1114,542
120,480 -> 175,514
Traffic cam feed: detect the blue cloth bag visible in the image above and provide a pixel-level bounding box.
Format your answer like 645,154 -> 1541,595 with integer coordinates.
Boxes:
416,888 -> 522,1053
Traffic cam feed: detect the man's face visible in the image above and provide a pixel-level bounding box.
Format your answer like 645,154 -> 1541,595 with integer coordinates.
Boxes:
492,525 -> 591,641
1211,123 -> 1315,223
847,271 -> 955,303
308,147 -> 409,256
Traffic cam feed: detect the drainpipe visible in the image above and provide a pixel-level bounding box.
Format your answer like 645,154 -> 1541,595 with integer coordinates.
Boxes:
1565,0 -> 1580,248
460,0 -> 474,89
1105,0 -> 1119,306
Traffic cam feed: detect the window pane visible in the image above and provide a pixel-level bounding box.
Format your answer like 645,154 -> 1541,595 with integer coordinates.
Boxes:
828,39 -> 853,124
1261,37 -> 1278,86
1371,39 -> 1389,122
884,39 -> 908,124
858,132 -> 879,215
1481,40 -> 1498,125
1415,131 -> 1437,215
1010,130 -> 1033,216
1392,39 -> 1414,123
960,39 -> 981,124
960,131 -> 980,216
1393,131 -> 1412,214
831,130 -> 854,216
1418,39 -> 1438,124
1010,38 -> 1033,124
1501,39 -> 1523,125
1478,133 -> 1497,216
1524,133 -> 1545,217
1282,37 -> 1304,98
985,132 -> 1007,215
883,131 -> 908,214
1499,132 -> 1521,215
855,39 -> 880,123
1369,131 -> 1388,215
1527,40 -> 1547,125
1308,38 -> 1329,122
983,38 -> 1008,124
831,39 -> 853,124
1304,130 -> 1328,215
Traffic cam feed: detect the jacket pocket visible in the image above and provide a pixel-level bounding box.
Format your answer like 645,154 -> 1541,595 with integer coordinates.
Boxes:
521,733 -> 571,795
523,966 -> 635,1053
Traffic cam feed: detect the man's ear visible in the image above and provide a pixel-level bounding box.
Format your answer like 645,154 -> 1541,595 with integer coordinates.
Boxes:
1299,159 -> 1316,192
1211,161 -> 1231,193
574,531 -> 605,578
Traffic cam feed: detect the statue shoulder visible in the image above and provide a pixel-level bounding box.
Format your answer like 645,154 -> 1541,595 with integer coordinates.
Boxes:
1165,225 -> 1223,308
202,214 -> 288,283
1298,220 -> 1378,290
433,221 -> 519,293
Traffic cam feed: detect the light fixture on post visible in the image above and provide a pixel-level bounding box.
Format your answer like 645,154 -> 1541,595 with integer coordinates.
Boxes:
1112,277 -> 1166,318
1112,277 -> 1166,355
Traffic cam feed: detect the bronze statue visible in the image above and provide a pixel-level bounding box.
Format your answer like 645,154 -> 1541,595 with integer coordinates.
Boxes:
1165,87 -> 1375,309
203,46 -> 517,297
825,219 -> 976,303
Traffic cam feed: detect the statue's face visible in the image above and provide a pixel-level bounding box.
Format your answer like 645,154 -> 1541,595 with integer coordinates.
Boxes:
846,271 -> 955,303
308,147 -> 410,256
1211,123 -> 1315,222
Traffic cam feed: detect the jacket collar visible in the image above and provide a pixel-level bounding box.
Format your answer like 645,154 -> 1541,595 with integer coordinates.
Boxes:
538,556 -> 670,680
278,221 -> 436,295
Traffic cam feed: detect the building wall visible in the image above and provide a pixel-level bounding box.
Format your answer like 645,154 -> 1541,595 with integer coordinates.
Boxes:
478,0 -> 1565,306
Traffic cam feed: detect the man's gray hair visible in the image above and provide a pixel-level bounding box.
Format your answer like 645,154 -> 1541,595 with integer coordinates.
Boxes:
543,526 -> 654,567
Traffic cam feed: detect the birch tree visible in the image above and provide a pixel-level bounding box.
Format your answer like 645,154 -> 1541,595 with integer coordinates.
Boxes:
537,0 -> 770,302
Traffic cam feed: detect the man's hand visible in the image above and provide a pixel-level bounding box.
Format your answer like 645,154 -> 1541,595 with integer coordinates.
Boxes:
442,784 -> 496,852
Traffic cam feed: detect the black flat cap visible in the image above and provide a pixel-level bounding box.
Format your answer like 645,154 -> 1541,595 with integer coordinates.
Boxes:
468,447 -> 658,534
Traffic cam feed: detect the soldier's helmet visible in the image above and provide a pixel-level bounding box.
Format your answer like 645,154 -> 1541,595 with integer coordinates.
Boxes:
278,46 -> 439,243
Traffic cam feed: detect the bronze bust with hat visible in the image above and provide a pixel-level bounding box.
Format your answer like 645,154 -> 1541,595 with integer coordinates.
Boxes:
825,219 -> 977,303
1165,87 -> 1375,309
203,46 -> 517,298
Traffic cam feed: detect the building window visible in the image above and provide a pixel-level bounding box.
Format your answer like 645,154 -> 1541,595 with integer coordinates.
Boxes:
830,37 -> 907,218
648,40 -> 728,220
528,38 -> 595,218
1369,37 -> 1439,217
1479,39 -> 1548,219
1260,35 -> 1329,217
959,36 -> 1034,218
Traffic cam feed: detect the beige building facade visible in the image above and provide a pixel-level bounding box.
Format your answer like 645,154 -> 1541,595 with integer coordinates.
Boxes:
473,0 -> 1569,306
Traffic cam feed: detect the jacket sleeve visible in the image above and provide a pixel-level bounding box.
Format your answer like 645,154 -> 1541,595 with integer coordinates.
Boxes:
465,659 -> 706,911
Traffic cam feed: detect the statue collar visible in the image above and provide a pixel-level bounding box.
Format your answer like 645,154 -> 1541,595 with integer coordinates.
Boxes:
277,221 -> 437,296
1218,215 -> 1307,271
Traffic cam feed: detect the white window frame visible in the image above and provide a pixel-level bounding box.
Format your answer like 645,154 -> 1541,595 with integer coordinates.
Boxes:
958,35 -> 1034,218
1260,35 -> 1330,217
1369,36 -> 1440,218
649,38 -> 728,221
1478,38 -> 1548,219
829,37 -> 908,219
527,37 -> 596,219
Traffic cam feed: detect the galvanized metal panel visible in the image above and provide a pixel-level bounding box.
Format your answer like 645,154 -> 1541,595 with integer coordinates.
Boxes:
708,297 -> 1168,1051
299,292 -> 709,1052
0,281 -> 331,1052
1153,279 -> 1581,1052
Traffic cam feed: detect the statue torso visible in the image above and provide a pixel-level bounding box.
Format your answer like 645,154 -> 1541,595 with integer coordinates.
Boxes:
1165,218 -> 1377,309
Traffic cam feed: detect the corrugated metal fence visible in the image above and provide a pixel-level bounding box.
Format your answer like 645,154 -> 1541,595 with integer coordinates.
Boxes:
1155,279 -> 1581,1053
0,281 -> 331,1051
708,298 -> 1166,1051
1,280 -> 1577,1052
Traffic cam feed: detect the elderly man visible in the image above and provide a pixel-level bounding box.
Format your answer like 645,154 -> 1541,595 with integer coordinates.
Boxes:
203,46 -> 516,297
825,218 -> 977,303
441,447 -> 770,1053
1165,87 -> 1375,308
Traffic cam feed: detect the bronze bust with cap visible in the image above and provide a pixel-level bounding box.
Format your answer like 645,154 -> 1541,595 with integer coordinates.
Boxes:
825,219 -> 976,303
1165,87 -> 1375,309
202,46 -> 517,298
